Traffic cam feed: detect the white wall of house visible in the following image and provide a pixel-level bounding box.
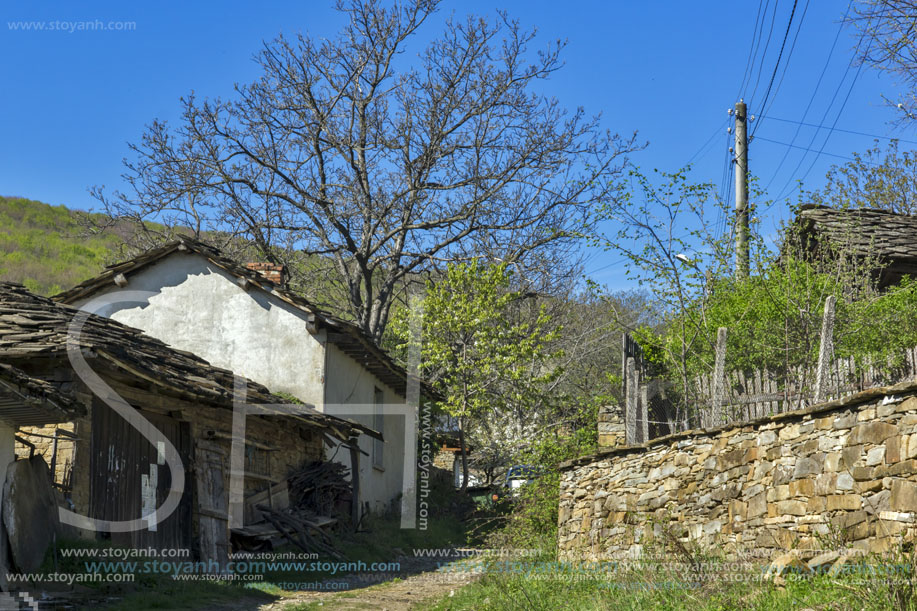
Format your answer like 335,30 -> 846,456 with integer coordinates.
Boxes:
71,255 -> 326,406
70,253 -> 411,513
324,344 -> 406,514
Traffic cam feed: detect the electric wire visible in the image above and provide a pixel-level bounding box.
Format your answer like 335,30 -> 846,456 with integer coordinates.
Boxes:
757,115 -> 917,145
736,0 -> 770,102
749,0 -> 782,104
762,2 -> 853,195
766,0 -> 812,117
751,0 -> 802,139
770,2 -> 863,201
775,10 -> 883,202
755,136 -> 883,164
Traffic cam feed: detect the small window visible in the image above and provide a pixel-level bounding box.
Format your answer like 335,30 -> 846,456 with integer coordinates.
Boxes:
372,387 -> 384,470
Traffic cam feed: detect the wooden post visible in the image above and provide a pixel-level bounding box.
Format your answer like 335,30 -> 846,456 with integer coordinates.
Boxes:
639,383 -> 649,443
348,436 -> 361,527
712,327 -> 727,426
625,357 -> 638,445
814,295 -> 837,403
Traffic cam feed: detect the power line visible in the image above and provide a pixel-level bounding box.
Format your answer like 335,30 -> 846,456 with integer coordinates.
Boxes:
685,118 -> 730,168
751,0 -> 802,138
749,0 -> 782,104
780,9 -> 885,201
772,2 -> 867,201
767,0 -> 811,115
736,0 -> 770,101
757,115 -> 917,146
763,2 -> 852,195
755,136 -> 874,163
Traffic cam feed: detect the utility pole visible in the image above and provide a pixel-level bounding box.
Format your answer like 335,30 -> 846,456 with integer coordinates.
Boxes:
733,100 -> 749,280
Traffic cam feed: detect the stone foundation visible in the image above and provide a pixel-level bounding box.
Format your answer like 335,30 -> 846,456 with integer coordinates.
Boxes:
559,381 -> 917,560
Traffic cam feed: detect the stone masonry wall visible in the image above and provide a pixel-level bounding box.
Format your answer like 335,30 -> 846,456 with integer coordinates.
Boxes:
16,422 -> 76,486
559,381 -> 917,561
597,404 -> 626,449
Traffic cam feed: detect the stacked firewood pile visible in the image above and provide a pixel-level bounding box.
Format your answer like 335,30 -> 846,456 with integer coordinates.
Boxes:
236,460 -> 353,557
288,460 -> 352,517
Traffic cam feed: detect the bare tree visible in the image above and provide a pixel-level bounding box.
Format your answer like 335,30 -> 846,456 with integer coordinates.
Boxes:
91,0 -> 639,342
848,1 -> 917,122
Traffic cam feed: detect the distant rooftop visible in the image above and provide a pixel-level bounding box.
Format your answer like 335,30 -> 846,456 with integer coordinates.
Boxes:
795,204 -> 917,286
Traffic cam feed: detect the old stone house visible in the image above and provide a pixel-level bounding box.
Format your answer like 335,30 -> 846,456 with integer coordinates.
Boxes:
0,283 -> 376,564
54,237 -> 421,516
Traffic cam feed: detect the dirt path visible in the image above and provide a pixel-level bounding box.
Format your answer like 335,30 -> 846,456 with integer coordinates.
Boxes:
256,554 -> 479,611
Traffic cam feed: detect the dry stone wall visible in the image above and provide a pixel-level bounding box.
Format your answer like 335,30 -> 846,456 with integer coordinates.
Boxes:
15,423 -> 76,486
559,381 -> 917,561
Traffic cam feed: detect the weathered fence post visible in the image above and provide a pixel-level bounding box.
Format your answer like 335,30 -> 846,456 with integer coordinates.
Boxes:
814,295 -> 836,403
712,327 -> 727,426
625,357 -> 638,445
639,383 -> 649,443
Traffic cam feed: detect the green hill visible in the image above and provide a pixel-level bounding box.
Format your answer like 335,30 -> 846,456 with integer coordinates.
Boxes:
0,196 -> 121,295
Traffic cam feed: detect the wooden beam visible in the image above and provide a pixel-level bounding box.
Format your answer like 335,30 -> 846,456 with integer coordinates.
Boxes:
349,436 -> 361,527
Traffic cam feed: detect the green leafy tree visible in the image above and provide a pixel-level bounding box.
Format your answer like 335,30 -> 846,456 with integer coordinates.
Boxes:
394,260 -> 558,491
808,140 -> 917,214
645,216 -> 917,413
590,168 -> 738,423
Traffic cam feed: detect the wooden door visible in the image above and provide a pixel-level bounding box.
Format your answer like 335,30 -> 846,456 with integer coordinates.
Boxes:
194,440 -> 230,570
89,401 -> 192,551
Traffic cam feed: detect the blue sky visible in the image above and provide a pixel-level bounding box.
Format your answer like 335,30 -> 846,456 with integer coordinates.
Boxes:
1,1 -> 912,290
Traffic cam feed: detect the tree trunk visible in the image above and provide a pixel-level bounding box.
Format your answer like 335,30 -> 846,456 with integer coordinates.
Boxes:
458,418 -> 469,493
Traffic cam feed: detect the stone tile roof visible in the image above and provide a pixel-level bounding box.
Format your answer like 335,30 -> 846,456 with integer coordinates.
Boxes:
797,204 -> 917,262
52,236 -> 425,399
0,363 -> 83,426
0,283 -> 380,441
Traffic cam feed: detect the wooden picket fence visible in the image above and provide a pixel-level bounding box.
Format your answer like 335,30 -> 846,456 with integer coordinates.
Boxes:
622,296 -> 917,441
692,349 -> 917,429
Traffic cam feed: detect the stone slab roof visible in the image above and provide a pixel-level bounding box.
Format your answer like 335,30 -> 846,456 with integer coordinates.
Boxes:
0,283 -> 380,441
52,236 -> 426,399
795,205 -> 917,287
0,363 -> 83,427
797,204 -> 917,262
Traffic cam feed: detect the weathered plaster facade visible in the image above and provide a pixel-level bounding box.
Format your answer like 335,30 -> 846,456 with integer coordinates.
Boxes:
69,252 -> 410,513
71,255 -> 327,405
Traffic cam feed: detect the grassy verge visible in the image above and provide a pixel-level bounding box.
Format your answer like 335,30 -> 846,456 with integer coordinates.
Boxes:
427,544 -> 917,611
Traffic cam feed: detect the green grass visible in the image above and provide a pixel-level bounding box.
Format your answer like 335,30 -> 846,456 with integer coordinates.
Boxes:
427,552 -> 917,611
31,538 -> 272,610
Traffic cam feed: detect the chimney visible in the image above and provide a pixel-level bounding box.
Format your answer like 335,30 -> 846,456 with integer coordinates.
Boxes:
245,262 -> 287,287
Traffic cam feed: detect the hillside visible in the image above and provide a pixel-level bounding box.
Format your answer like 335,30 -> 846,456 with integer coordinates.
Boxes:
0,196 -> 122,295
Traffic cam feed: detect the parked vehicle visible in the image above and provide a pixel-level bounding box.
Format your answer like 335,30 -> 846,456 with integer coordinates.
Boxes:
488,465 -> 543,503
